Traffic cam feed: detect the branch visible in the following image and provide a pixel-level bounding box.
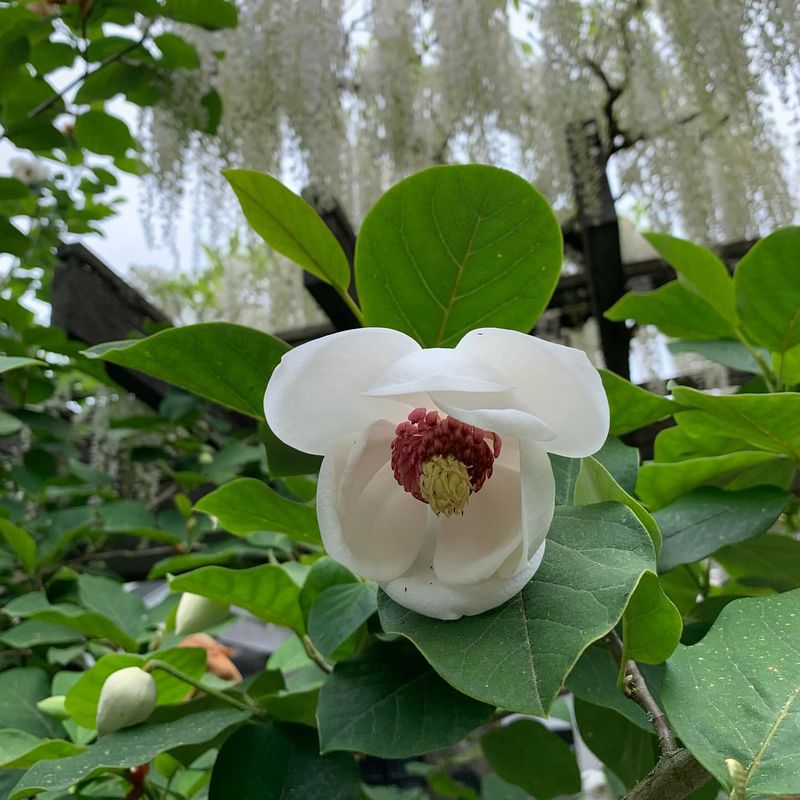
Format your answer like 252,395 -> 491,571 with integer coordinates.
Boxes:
26,22 -> 153,120
605,631 -> 678,755
623,749 -> 711,800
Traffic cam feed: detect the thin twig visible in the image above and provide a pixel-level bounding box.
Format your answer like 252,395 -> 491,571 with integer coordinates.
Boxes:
301,635 -> 332,673
26,22 -> 153,120
605,631 -> 679,755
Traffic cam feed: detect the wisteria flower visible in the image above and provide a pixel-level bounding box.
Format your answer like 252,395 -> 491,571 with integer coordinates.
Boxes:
265,327 -> 609,620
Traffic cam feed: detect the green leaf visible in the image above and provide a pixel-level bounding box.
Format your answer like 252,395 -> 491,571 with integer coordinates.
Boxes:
0,668 -> 64,739
209,722 -> 361,800
317,639 -> 492,758
635,450 -> 785,510
379,503 -> 655,714
481,719 -> 580,799
655,486 -> 789,572
307,582 -> 377,659
10,703 -> 250,799
734,226 -> 800,353
671,386 -> 800,461
161,0 -> 238,29
74,110 -> 136,158
64,647 -> 208,729
83,323 -> 289,419
621,572 -> 682,664
355,164 -> 562,346
667,339 -> 766,374
574,699 -> 659,788
29,40 -> 76,73
600,369 -> 676,435
258,687 -> 320,728
575,455 -> 661,552
606,281 -> 734,339
643,233 -> 736,325
3,116 -> 65,151
0,356 -> 44,374
298,556 -> 358,621
0,730 -> 84,769
200,88 -> 222,134
663,589 -> 800,795
0,409 -> 22,436
194,478 -> 320,545
0,620 -> 80,649
595,436 -> 640,495
77,573 -> 145,638
566,646 -> 651,730
714,534 -> 800,593
262,423 -> 323,477
154,33 -> 201,68
0,518 -> 36,573
170,564 -> 305,633
549,454 -> 580,505
0,177 -> 28,199
223,170 -> 351,290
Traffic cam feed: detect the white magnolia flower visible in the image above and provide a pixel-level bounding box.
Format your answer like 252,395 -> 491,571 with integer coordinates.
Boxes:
175,592 -> 230,635
9,156 -> 49,186
265,327 -> 609,620
96,666 -> 157,736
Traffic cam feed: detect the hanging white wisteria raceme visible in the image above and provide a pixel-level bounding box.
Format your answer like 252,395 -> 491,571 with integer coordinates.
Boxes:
139,0 -> 799,248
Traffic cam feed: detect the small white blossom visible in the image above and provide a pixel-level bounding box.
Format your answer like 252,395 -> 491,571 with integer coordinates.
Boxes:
175,592 -> 230,635
96,667 -> 157,736
9,156 -> 49,186
265,327 -> 609,620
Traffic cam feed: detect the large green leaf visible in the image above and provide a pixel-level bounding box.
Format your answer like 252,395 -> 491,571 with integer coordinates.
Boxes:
0,620 -> 79,649
194,478 -> 320,545
0,668 -> 64,739
599,369 -> 677,435
714,534 -> 800,593
667,340 -> 765,374
655,486 -> 789,572
734,226 -> 800,354
643,233 -> 736,325
317,639 -> 492,757
10,703 -> 250,799
481,719 -> 580,799
223,170 -> 351,290
209,722 -> 361,800
74,110 -> 136,158
566,646 -> 651,730
162,0 -> 238,29
0,356 -> 44,374
0,518 -> 36,573
77,573 -> 145,638
298,556 -> 358,622
575,455 -> 661,551
307,582 -> 377,659
596,437 -> 640,495
170,564 -> 305,633
621,572 -> 682,664
84,323 -> 289,419
574,699 -> 659,788
671,386 -> 800,461
65,647 -> 208,728
379,503 -> 655,714
0,730 -> 84,769
636,450 -> 785,510
663,589 -> 800,795
606,281 -> 734,340
355,164 -> 562,347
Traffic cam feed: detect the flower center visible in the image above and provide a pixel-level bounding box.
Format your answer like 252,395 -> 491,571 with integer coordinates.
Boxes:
391,408 -> 501,516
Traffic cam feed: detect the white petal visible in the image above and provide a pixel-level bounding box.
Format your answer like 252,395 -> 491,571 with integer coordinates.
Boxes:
455,328 -> 609,456
432,464 -> 523,585
514,440 -> 556,569
382,534 -> 546,620
317,423 -> 428,582
265,328 -> 420,455
364,347 -> 510,397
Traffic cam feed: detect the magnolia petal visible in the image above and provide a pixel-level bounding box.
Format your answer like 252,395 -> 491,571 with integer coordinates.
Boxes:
317,426 -> 428,582
364,346 -> 510,397
264,328 -> 420,455
455,328 -> 609,456
382,535 -> 546,620
429,395 -> 556,441
514,440 -> 556,569
432,464 -> 523,585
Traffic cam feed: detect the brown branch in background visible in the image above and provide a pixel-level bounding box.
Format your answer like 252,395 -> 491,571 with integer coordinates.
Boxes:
624,749 -> 711,800
605,630 -> 678,754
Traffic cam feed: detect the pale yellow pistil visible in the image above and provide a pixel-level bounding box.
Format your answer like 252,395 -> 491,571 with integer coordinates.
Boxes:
419,454 -> 472,516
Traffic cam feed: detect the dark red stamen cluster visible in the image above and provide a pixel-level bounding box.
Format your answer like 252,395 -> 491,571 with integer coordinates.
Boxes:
391,407 -> 501,503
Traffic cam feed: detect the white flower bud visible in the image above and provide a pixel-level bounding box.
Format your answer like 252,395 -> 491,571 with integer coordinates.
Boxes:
9,156 -> 49,186
175,592 -> 229,636
96,667 -> 157,736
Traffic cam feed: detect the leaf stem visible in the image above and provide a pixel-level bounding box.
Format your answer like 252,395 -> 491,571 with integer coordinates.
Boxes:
301,635 -> 332,673
605,631 -> 679,755
143,660 -> 256,713
734,328 -> 776,392
339,289 -> 365,326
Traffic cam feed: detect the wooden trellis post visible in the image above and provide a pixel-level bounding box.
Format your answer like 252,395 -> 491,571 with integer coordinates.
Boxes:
567,118 -> 631,378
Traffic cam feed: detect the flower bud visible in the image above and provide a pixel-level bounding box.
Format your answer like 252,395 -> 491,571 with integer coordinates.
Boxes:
96,667 -> 157,736
175,592 -> 229,636
36,695 -> 69,720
